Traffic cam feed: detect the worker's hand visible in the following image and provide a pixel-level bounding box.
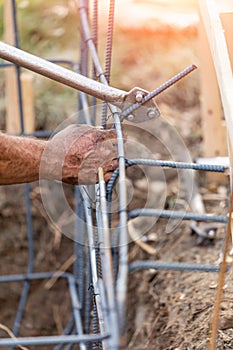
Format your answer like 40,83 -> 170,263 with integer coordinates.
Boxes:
40,124 -> 119,184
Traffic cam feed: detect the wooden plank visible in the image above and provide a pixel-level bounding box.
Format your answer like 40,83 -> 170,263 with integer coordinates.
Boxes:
220,11 -> 233,71
199,15 -> 227,158
21,72 -> 35,133
220,9 -> 233,186
199,3 -> 233,348
198,0 -> 233,187
198,0 -> 233,152
216,0 -> 233,13
4,0 -> 20,134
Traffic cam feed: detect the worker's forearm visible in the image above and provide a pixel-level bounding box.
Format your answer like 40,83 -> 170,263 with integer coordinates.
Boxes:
0,125 -> 119,186
0,133 -> 46,184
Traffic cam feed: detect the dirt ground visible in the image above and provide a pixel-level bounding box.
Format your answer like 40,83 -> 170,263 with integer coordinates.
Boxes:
0,108 -> 231,350
124,117 -> 231,349
1,1 -> 233,349
0,126 -> 231,350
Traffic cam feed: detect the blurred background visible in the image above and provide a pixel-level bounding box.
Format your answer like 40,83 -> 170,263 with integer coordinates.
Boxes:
0,0 -> 200,144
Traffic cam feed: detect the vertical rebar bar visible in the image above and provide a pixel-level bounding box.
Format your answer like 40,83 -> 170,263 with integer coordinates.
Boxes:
84,250 -> 92,350
74,187 -> 86,314
104,0 -> 115,84
113,114 -> 128,343
91,0 -> 98,125
80,186 -> 107,349
96,168 -> 120,349
9,3 -> 33,347
101,0 -> 115,128
53,318 -> 74,350
68,276 -> 86,350
11,0 -> 24,134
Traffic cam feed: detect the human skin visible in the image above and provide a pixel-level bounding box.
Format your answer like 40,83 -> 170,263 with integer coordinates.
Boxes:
0,124 -> 119,185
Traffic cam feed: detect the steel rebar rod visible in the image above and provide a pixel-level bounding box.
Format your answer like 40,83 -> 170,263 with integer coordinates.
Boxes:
11,185 -> 34,342
106,158 -> 228,228
9,3 -> 33,344
0,334 -> 109,347
80,187 -> 107,343
10,0 -> 25,135
90,0 -> 98,125
101,0 -> 115,127
106,158 -> 227,203
53,318 -> 75,350
0,59 -> 76,68
120,64 -> 197,119
78,2 -> 129,337
97,168 -> 120,349
67,276 -> 86,350
104,0 -> 115,84
79,1 -> 124,349
74,187 -> 86,313
73,1 -> 159,123
128,208 -> 227,223
124,159 -> 228,172
84,253 -> 92,339
129,261 -> 221,273
78,0 -> 118,123
0,41 -> 126,105
106,158 -> 227,202
113,114 -> 129,342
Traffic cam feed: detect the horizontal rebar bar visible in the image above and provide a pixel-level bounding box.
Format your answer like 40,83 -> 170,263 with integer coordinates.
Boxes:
0,272 -> 60,283
0,334 -> 109,347
106,158 -> 228,203
128,209 -> 227,223
125,158 -> 228,172
129,261 -> 221,272
120,64 -> 197,119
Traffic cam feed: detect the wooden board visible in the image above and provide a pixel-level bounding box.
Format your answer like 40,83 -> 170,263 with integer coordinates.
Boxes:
198,0 -> 233,147
4,0 -> 35,134
198,0 -> 233,184
21,72 -> 35,133
199,16 -> 227,158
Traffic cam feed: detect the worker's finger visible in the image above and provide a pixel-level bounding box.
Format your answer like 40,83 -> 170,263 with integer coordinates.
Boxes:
101,158 -> 119,173
104,171 -> 115,183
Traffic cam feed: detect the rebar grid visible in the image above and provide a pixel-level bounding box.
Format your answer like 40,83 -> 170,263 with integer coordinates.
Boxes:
0,1 -> 230,349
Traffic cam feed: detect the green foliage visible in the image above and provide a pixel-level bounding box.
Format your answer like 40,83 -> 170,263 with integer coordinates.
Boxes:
17,0 -> 80,57
0,2 -> 3,39
0,0 -> 81,131
34,77 -> 77,130
0,1 -> 199,131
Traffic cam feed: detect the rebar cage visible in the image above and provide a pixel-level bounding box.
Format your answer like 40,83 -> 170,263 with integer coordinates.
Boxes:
0,1 -> 230,349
